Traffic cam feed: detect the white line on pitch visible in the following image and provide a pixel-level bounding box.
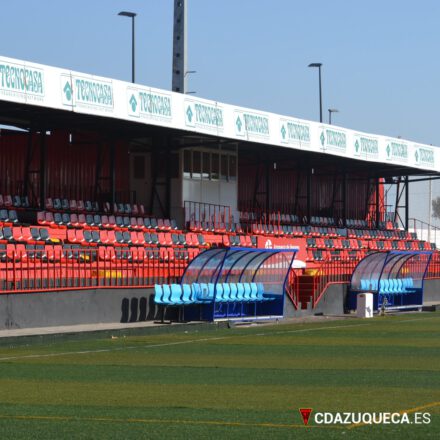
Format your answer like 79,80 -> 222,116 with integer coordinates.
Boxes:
0,322 -> 371,362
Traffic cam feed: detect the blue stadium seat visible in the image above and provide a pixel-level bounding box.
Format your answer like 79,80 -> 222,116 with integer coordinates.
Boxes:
236,283 -> 245,301
229,283 -> 238,301
208,283 -> 217,301
390,279 -> 398,294
380,279 -> 390,294
170,284 -> 184,305
250,282 -> 259,301
403,277 -> 416,293
154,284 -> 165,304
181,284 -> 193,304
162,284 -> 172,304
243,283 -> 252,301
199,283 -> 213,302
256,282 -> 271,301
214,283 -> 225,302
191,283 -> 204,303
222,283 -> 231,302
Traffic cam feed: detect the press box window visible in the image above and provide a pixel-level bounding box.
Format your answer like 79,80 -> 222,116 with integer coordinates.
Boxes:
183,150 -> 191,178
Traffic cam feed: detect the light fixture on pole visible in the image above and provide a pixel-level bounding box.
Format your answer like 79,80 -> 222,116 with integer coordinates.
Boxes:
328,108 -> 339,125
118,11 -> 137,83
308,63 -> 323,123
184,70 -> 197,94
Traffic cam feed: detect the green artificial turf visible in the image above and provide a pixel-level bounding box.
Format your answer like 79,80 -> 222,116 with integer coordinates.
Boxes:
0,314 -> 439,439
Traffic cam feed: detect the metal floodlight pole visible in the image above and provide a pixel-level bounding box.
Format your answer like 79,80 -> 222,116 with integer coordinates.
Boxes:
328,108 -> 339,125
118,11 -> 137,83
308,63 -> 323,123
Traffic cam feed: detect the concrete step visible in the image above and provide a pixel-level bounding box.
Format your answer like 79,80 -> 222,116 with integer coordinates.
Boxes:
422,304 -> 440,312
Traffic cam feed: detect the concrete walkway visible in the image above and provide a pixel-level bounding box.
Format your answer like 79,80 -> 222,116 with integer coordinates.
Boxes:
0,320 -> 187,339
0,307 -> 437,341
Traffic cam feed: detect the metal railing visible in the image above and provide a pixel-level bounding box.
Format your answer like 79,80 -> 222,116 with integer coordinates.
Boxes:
409,218 -> 440,246
0,248 -> 189,294
184,201 -> 232,229
310,252 -> 440,307
425,252 -> 440,279
311,260 -> 358,307
285,269 -> 300,309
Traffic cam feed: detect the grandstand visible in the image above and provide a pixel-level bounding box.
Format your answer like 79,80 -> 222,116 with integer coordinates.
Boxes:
0,53 -> 440,328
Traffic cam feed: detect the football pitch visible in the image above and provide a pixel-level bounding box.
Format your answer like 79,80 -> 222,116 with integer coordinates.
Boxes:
0,313 -> 439,439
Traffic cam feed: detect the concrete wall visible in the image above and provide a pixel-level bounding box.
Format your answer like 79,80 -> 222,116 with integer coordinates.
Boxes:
2,279 -> 435,331
0,288 -> 178,330
313,284 -> 348,316
423,279 -> 440,303
283,284 -> 347,318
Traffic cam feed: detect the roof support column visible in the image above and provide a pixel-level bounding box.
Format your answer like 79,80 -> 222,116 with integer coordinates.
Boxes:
165,141 -> 171,219
39,130 -> 47,210
307,165 -> 312,222
405,176 -> 409,231
110,141 -> 116,210
342,170 -> 347,227
265,157 -> 270,211
376,177 -> 380,228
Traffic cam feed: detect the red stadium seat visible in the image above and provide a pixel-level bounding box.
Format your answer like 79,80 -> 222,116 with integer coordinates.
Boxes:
106,215 -> 116,229
99,215 -> 108,228
135,217 -> 144,230
21,227 -> 33,243
164,233 -> 173,246
98,246 -> 108,261
222,235 -> 230,247
129,231 -> 140,245
77,200 -> 85,211
69,200 -> 78,211
167,248 -> 175,261
77,214 -> 87,228
129,246 -> 141,261
135,231 -> 145,245
104,230 -> 115,245
239,235 -> 247,247
99,230 -> 109,244
316,238 -> 326,249
75,229 -> 86,245
69,213 -> 79,227
51,244 -> 64,261
333,239 -> 343,249
159,247 -> 169,261
368,241 -> 378,250
157,232 -> 167,246
66,229 -> 77,243
349,239 -> 359,249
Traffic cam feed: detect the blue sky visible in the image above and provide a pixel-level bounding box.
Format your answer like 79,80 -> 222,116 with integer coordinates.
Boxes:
1,0 -> 440,146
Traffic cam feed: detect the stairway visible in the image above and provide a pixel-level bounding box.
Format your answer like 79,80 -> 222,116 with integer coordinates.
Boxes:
298,275 -> 315,309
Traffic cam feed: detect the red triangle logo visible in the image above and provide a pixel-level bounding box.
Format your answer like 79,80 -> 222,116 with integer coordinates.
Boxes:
299,408 -> 313,425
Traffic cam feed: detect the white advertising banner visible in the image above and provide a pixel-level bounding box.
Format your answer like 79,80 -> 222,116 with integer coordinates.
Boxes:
0,54 -> 438,173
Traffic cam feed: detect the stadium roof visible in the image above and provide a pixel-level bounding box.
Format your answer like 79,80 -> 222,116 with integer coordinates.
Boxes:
0,54 -> 438,175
